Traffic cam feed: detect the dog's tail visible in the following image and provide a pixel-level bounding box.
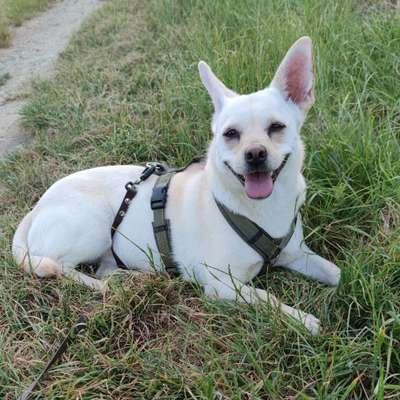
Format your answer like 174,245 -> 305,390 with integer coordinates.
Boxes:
12,211 -> 60,277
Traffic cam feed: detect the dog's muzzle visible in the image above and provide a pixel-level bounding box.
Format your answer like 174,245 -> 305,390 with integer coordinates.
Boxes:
224,154 -> 290,199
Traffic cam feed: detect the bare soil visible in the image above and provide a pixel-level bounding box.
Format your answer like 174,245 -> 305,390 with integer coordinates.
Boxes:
0,0 -> 104,158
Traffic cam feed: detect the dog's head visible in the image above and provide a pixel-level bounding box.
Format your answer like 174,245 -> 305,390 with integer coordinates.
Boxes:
199,37 -> 314,200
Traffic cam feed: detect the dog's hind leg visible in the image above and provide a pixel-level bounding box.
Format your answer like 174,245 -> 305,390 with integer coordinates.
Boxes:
203,276 -> 320,335
19,206 -> 111,290
282,246 -> 341,287
18,254 -> 106,290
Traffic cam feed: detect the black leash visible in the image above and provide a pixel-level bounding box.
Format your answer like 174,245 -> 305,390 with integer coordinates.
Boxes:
17,316 -> 87,400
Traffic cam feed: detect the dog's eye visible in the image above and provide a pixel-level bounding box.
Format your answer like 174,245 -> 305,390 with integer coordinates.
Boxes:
268,122 -> 286,135
223,128 -> 240,139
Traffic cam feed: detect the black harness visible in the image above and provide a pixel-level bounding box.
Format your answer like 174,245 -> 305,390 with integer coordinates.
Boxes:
111,158 -> 297,278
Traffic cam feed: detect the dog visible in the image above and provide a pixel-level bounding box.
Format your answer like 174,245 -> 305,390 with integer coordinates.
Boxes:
12,37 -> 340,335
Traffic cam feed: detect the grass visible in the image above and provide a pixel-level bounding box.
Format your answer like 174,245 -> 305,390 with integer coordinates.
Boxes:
0,0 -> 52,47
0,0 -> 399,398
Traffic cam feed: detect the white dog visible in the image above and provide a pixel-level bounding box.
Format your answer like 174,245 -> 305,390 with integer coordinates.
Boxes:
12,37 -> 340,335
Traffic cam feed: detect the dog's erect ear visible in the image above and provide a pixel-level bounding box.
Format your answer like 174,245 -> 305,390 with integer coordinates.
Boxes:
270,36 -> 314,112
198,61 -> 236,113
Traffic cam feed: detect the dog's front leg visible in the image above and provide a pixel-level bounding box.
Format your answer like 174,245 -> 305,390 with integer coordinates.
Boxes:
282,246 -> 341,287
203,276 -> 320,335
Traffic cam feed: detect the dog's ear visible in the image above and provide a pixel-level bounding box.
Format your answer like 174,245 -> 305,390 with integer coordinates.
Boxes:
198,61 -> 236,113
270,36 -> 314,113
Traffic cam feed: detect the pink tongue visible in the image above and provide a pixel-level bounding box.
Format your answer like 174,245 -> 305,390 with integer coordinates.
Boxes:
244,172 -> 273,199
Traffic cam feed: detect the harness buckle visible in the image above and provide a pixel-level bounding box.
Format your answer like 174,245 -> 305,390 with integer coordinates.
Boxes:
151,186 -> 167,209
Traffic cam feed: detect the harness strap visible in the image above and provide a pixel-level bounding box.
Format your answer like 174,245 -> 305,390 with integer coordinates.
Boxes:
110,162 -> 167,270
149,157 -> 205,275
256,214 -> 298,275
111,156 -> 297,280
110,159 -> 203,273
151,172 -> 179,276
111,182 -> 138,269
215,198 -> 297,275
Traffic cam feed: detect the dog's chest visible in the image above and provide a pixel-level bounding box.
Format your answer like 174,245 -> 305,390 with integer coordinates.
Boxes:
167,196 -> 273,283
170,210 -> 264,282
166,170 -> 305,282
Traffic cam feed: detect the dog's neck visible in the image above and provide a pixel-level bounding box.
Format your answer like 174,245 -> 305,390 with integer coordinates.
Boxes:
204,140 -> 305,237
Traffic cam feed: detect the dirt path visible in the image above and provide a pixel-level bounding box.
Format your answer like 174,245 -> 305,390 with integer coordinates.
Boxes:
0,0 -> 104,159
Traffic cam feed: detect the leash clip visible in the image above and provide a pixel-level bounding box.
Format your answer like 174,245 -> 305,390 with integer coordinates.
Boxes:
140,164 -> 156,181
140,162 -> 166,182
146,162 -> 167,175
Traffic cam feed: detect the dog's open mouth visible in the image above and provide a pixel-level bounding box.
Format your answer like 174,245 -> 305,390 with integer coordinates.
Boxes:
224,154 -> 290,200
243,171 -> 273,199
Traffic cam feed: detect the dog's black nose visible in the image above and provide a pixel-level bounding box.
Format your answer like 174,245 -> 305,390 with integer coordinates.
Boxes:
245,145 -> 267,167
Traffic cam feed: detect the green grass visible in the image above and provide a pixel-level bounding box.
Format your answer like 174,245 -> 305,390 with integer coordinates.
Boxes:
0,0 -> 52,47
1,0 -> 400,398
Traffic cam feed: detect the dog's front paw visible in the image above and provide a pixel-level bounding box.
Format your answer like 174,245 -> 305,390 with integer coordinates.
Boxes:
302,312 -> 321,336
325,261 -> 341,287
282,305 -> 321,335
